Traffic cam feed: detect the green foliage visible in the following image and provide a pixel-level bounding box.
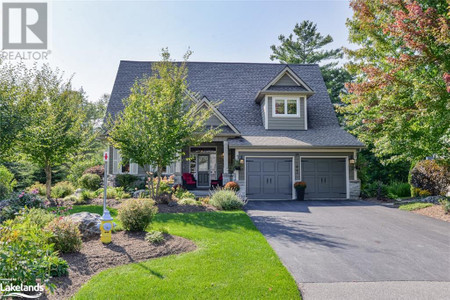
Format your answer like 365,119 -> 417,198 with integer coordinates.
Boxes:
439,199 -> 450,214
95,187 -> 130,200
270,20 -> 351,104
51,181 -> 75,199
108,49 -> 220,197
83,165 -> 104,177
178,198 -> 200,206
11,207 -> 55,228
27,182 -> 46,196
45,217 -> 82,253
115,174 -> 139,190
210,189 -> 245,211
145,230 -> 165,244
360,181 -> 386,199
410,160 -> 449,196
79,173 -> 102,191
79,190 -> 97,202
357,148 -> 410,185
0,165 -> 16,199
0,218 -> 68,292
172,185 -> 195,200
399,202 -> 433,211
341,0 -> 450,162
386,182 -> 411,199
118,198 -> 157,231
0,191 -> 46,223
63,194 -> 80,203
15,65 -> 91,199
66,157 -> 102,185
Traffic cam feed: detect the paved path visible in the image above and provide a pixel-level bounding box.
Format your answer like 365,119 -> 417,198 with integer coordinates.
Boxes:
245,200 -> 450,299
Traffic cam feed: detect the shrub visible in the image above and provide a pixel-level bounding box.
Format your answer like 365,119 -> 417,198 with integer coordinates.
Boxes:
51,181 -> 75,199
79,173 -> 102,191
145,230 -> 165,244
115,174 -> 139,190
178,198 -> 200,206
200,196 -> 210,204
0,219 -> 68,290
27,182 -> 46,196
63,194 -> 79,202
173,185 -> 196,200
410,160 -> 450,196
0,191 -> 45,223
0,165 -> 16,199
118,198 -> 157,231
210,189 -> 245,210
79,190 -> 97,202
45,217 -> 82,253
386,182 -> 411,199
95,187 -> 130,199
11,207 -> 55,228
361,181 -> 387,199
83,165 -> 104,177
224,181 -> 240,192
412,187 -> 432,197
439,198 -> 450,214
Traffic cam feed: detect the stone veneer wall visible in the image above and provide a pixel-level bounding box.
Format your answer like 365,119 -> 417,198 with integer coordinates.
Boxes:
349,180 -> 361,199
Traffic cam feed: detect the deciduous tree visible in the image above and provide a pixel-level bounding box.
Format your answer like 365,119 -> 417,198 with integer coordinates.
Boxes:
341,0 -> 449,162
108,49 -> 220,196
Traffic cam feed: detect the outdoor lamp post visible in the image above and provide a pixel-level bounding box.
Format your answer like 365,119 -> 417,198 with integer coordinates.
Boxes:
99,151 -> 116,244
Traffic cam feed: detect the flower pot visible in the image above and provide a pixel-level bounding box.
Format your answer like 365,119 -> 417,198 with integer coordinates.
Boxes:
296,188 -> 305,201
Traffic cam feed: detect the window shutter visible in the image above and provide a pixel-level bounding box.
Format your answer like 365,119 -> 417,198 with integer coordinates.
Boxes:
113,148 -> 122,174
130,162 -> 138,175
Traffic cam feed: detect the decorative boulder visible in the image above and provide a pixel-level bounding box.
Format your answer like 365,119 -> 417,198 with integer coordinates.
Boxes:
68,212 -> 101,240
421,195 -> 444,205
133,189 -> 148,198
74,188 -> 84,197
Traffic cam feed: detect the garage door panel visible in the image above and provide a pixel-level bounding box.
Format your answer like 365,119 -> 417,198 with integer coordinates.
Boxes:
247,161 -> 261,172
262,161 -> 276,172
247,175 -> 261,195
246,158 -> 292,200
301,158 -> 346,199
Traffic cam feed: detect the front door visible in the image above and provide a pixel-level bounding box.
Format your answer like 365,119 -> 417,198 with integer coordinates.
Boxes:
197,154 -> 210,187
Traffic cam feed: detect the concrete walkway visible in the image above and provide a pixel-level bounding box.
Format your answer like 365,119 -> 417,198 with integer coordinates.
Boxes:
245,200 -> 450,300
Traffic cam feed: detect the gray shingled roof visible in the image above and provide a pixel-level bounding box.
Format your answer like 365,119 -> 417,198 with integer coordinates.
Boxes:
106,61 -> 363,148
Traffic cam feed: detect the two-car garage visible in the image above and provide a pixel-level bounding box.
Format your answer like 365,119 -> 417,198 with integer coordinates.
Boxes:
244,156 -> 348,200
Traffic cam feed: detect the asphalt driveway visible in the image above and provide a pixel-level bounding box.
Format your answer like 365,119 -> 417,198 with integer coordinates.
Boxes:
245,200 -> 450,299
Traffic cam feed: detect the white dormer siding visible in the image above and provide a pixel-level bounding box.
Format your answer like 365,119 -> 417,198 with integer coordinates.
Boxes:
265,95 -> 307,130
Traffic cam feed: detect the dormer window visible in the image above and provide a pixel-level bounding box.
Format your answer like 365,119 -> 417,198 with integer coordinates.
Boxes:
273,97 -> 300,117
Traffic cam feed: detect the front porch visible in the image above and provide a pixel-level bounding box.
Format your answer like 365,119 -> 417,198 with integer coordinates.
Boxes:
174,140 -> 236,189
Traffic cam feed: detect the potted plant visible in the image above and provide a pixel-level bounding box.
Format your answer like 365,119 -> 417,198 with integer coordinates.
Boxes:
232,160 -> 242,171
294,181 -> 307,201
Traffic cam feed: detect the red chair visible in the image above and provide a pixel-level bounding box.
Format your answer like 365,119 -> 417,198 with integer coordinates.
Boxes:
211,174 -> 223,189
182,173 -> 197,190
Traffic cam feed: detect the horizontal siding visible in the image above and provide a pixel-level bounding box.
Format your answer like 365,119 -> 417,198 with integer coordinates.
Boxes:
274,74 -> 297,86
267,96 -> 306,130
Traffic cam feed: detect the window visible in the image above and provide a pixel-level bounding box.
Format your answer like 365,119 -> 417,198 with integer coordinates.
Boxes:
272,97 -> 300,117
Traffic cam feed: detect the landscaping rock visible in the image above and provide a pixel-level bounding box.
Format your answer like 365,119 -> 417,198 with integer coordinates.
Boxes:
0,199 -> 10,211
133,189 -> 147,198
420,196 -> 445,204
74,188 -> 84,197
68,212 -> 101,240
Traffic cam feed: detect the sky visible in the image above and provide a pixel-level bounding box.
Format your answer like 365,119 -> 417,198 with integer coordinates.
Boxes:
24,0 -> 355,102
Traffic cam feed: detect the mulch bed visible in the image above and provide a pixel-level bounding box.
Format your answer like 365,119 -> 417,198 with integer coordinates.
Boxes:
44,231 -> 196,300
411,205 -> 450,222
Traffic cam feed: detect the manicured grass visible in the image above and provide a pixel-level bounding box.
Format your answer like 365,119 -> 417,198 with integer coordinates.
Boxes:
399,202 -> 433,211
73,209 -> 300,299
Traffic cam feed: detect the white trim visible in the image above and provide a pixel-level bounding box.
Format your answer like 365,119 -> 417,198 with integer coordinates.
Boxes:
235,150 -> 239,181
189,146 -> 218,187
232,148 -> 357,152
304,97 -> 308,130
195,97 -> 241,135
263,96 -> 268,129
261,66 -> 314,93
299,156 -> 350,199
244,156 -> 295,200
272,97 -> 301,118
353,150 -> 357,180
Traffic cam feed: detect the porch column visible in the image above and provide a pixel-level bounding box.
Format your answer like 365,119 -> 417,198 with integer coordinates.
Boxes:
174,153 -> 182,184
222,140 -> 230,184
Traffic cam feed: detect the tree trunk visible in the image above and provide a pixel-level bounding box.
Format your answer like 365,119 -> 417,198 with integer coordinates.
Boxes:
45,164 -> 52,200
156,164 -> 162,196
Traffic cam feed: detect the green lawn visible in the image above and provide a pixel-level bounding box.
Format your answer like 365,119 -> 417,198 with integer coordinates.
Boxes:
70,207 -> 300,299
398,202 -> 433,211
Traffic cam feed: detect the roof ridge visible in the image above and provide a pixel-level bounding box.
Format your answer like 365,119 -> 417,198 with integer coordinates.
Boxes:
119,60 -> 319,66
